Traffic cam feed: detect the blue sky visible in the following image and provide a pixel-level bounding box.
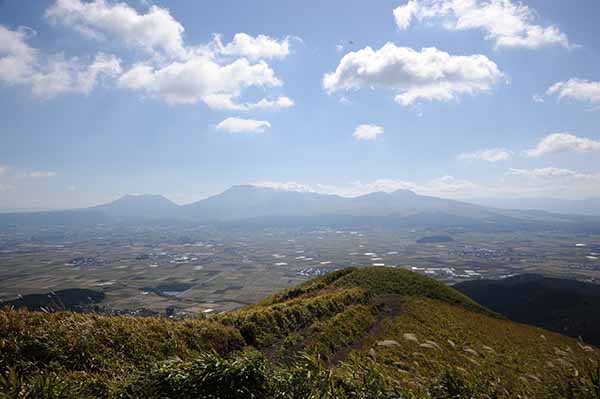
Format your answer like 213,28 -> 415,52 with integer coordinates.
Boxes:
1,0 -> 600,210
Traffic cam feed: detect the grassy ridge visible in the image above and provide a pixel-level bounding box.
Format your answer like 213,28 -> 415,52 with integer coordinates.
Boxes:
332,267 -> 497,317
1,267 -> 599,398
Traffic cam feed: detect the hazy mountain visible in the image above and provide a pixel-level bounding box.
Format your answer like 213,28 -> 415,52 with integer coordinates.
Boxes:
471,197 -> 600,216
1,185 -> 599,231
182,185 -> 509,221
455,274 -> 600,346
92,194 -> 180,221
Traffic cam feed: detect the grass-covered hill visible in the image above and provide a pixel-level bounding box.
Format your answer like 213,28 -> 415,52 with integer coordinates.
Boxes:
1,267 -> 599,398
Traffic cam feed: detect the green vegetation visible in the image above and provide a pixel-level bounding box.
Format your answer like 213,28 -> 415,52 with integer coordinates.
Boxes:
1,267 -> 599,398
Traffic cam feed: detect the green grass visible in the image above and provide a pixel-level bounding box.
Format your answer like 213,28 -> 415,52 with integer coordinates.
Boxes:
1,267 -> 599,398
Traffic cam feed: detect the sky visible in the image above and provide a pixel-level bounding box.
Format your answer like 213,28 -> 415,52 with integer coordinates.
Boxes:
1,0 -> 600,211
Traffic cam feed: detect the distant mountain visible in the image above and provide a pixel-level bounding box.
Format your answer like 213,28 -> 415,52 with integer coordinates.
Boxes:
92,194 -> 180,221
471,197 -> 600,216
181,185 -> 535,221
1,185 -> 600,231
455,274 -> 600,346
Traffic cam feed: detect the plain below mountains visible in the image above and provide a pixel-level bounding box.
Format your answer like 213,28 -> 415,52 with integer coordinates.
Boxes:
1,185 -> 599,231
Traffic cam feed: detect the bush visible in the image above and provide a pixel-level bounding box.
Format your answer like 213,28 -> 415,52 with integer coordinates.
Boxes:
120,351 -> 269,399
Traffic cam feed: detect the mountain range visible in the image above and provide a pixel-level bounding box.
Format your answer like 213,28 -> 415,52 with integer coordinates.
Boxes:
1,185 -> 599,231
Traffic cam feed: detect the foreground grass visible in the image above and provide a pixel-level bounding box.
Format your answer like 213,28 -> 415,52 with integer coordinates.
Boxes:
1,267 -> 599,398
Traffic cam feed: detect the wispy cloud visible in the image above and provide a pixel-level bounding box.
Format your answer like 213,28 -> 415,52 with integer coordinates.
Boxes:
457,148 -> 512,162
28,171 -> 56,178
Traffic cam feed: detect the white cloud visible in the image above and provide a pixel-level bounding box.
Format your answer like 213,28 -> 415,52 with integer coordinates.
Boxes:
323,43 -> 504,107
212,33 -> 290,61
0,165 -> 7,175
524,133 -> 600,158
532,93 -> 544,103
393,0 -> 419,30
118,56 -> 281,106
252,176 -> 484,199
0,25 -> 122,97
29,171 -> 56,178
67,185 -> 77,191
0,26 -> 37,84
335,44 -> 344,53
510,167 -> 600,181
254,181 -> 318,193
10,3 -> 294,108
202,94 -> 294,111
545,79 -> 600,109
216,117 -> 271,134
457,148 -> 512,162
31,52 -> 122,98
353,124 -> 384,141
45,0 -> 186,57
393,0 -> 573,50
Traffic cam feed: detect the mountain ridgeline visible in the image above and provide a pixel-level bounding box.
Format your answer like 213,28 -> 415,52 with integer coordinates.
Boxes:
1,185 -> 599,231
1,267 -> 599,398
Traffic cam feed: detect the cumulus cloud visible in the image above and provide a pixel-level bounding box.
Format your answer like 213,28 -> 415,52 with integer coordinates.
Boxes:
212,33 -> 290,61
457,148 -> 512,162
524,133 -> 600,158
393,0 -> 419,30
393,0 -> 573,50
45,0 -> 186,57
323,43 -> 504,107
353,124 -> 384,141
6,2 -> 296,109
118,56 -> 281,106
29,171 -> 56,178
0,25 -> 122,97
216,117 -> 271,134
545,79 -> 600,109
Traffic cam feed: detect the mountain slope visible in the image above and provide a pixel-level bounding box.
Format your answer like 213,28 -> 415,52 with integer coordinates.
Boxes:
455,274 -> 600,346
2,267 -> 599,398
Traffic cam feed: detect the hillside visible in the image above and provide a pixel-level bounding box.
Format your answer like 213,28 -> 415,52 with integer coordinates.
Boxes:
1,267 -> 599,398
455,274 -> 600,346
